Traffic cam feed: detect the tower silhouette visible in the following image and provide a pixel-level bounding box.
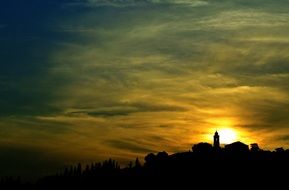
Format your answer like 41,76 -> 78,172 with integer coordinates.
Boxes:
214,131 -> 220,148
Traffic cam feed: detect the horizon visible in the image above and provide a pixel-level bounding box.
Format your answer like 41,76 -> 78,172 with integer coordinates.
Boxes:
0,130 -> 286,180
1,0 -> 289,179
0,134 -> 288,182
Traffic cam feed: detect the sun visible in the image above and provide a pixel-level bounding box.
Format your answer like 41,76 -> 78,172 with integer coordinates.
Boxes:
218,128 -> 237,144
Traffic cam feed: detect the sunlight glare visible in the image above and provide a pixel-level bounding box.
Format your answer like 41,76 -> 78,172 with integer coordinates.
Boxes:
218,128 -> 237,144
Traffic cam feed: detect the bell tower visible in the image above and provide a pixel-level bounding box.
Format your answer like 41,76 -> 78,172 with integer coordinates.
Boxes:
214,131 -> 220,148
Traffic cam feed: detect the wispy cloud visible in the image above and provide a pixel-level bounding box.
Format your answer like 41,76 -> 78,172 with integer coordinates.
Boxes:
1,0 -> 289,176
47,0 -> 289,149
81,0 -> 209,7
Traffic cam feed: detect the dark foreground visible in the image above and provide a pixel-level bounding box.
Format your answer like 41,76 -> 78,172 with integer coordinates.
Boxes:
2,148 -> 289,189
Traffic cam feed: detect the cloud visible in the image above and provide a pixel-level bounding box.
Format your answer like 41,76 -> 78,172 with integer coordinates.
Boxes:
65,101 -> 187,117
106,139 -> 155,153
196,10 -> 289,30
276,135 -> 289,143
82,0 -> 209,7
46,0 -> 289,149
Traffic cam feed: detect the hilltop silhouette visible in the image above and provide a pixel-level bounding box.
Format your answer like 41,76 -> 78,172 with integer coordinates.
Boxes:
1,131 -> 289,188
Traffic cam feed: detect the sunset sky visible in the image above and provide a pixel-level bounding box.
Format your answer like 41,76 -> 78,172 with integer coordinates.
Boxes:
1,0 -> 289,178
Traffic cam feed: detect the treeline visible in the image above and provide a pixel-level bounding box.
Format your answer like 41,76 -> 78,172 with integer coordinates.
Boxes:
60,159 -> 121,177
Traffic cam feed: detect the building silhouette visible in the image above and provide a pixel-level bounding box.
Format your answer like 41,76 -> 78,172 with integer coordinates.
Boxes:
224,141 -> 249,153
213,131 -> 220,148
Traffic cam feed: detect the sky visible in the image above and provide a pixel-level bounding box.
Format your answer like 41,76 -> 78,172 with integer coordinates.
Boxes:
1,0 -> 289,178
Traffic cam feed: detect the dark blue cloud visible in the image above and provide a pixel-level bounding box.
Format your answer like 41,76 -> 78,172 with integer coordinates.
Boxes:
0,1 -> 82,116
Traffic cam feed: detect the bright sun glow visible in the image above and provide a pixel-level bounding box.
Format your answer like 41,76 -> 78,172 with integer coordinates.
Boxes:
218,128 -> 237,144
